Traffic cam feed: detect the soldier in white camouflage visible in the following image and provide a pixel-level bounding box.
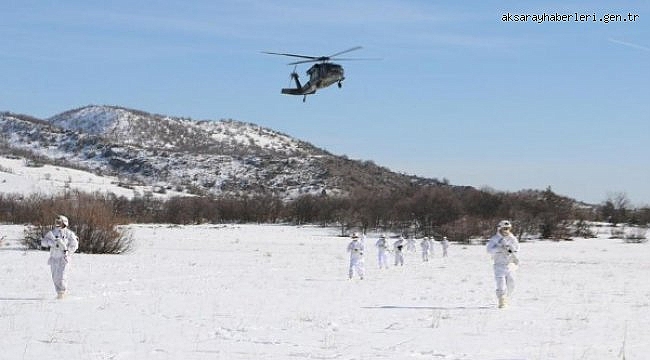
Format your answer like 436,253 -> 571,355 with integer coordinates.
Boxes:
347,233 -> 365,280
486,220 -> 520,308
41,215 -> 79,299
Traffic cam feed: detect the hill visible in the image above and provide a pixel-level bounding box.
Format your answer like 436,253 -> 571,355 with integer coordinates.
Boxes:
1,105 -> 442,199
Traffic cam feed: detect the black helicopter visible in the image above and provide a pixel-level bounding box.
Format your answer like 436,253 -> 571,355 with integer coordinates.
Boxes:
263,46 -> 370,102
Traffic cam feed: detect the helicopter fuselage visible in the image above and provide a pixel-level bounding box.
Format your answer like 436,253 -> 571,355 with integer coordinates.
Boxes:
281,63 -> 345,96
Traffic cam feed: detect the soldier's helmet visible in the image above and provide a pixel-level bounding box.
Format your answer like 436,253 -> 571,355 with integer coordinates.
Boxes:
497,220 -> 512,230
55,215 -> 69,228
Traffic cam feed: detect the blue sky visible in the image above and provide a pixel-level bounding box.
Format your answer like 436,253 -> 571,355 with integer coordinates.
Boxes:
2,0 -> 649,205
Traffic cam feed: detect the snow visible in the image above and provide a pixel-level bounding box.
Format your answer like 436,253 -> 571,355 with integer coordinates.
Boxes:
1,133 -> 647,358
1,223 -> 649,359
2,107 -> 332,199
45,106 -> 309,157
48,105 -> 122,135
204,121 -> 302,154
0,155 -> 184,199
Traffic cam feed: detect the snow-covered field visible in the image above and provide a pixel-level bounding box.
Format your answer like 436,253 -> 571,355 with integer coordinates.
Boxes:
1,223 -> 648,359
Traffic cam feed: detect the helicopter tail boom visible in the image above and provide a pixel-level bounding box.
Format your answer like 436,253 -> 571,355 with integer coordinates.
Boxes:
281,88 -> 316,95
280,72 -> 316,95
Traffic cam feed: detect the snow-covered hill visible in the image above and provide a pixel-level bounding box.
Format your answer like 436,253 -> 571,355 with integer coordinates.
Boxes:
48,105 -> 319,156
0,155 -> 183,199
1,105 -> 439,199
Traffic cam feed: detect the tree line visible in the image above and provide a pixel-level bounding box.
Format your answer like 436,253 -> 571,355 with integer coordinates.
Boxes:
2,186 -> 648,254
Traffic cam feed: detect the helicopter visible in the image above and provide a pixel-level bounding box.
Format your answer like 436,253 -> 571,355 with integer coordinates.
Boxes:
263,46 -> 371,102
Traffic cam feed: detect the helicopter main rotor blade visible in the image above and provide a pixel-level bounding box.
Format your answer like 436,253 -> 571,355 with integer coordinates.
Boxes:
261,51 -> 318,60
327,46 -> 363,58
287,57 -> 381,65
264,47 -> 373,65
329,57 -> 382,61
287,59 -> 322,65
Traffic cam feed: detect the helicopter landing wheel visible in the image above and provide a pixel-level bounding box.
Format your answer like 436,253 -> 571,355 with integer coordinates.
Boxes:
338,82 -> 342,88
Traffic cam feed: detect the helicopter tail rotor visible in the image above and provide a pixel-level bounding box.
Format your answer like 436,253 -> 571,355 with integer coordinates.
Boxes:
288,65 -> 298,86
288,65 -> 302,90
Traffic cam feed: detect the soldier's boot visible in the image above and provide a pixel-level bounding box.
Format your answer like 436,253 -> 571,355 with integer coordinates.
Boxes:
497,295 -> 508,308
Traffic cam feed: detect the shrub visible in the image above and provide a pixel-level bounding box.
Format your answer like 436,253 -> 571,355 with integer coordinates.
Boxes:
21,192 -> 133,254
609,226 -> 625,239
623,228 -> 648,244
572,219 -> 597,238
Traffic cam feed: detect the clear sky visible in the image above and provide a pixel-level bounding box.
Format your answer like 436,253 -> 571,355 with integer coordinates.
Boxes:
2,0 -> 649,206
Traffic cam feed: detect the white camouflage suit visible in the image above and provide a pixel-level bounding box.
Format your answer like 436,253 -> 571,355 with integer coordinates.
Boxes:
406,237 -> 416,252
347,235 -> 365,279
420,237 -> 432,262
486,225 -> 520,301
41,218 -> 79,297
393,237 -> 405,266
441,237 -> 449,257
375,235 -> 389,269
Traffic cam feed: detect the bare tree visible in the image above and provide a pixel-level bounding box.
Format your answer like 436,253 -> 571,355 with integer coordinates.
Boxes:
601,192 -> 631,225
